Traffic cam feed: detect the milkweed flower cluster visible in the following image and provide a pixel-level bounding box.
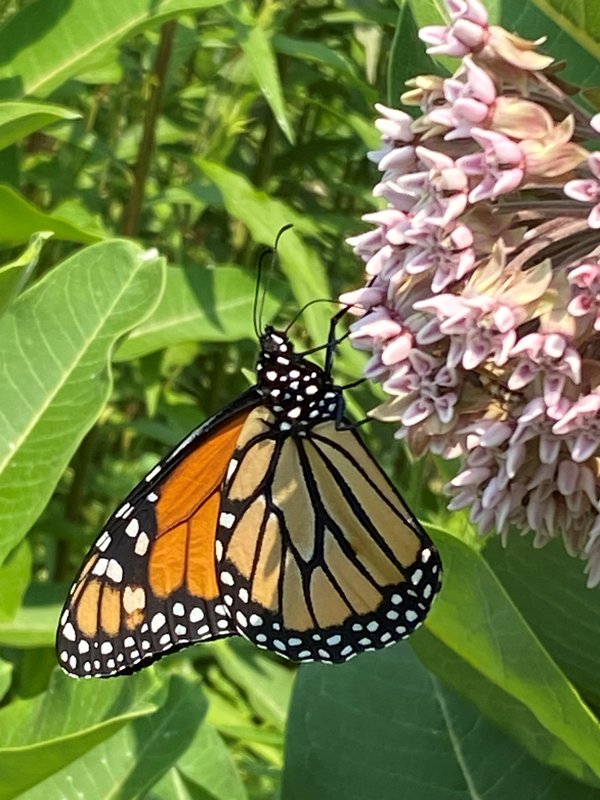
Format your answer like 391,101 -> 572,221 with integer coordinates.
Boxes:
344,0 -> 600,585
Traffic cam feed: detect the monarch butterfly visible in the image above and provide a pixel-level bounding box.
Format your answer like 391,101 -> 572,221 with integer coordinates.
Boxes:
56,281 -> 442,677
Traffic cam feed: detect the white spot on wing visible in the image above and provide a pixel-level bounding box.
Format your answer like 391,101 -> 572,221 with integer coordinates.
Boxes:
411,569 -> 423,585
62,622 -> 76,642
92,558 -> 108,577
106,559 -> 123,583
134,532 -> 149,556
123,586 -> 145,613
145,465 -> 161,482
151,612 -> 166,632
115,503 -> 130,519
220,571 -> 234,586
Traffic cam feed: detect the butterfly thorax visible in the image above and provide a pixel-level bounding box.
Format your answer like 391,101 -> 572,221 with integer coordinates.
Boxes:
256,327 -> 342,432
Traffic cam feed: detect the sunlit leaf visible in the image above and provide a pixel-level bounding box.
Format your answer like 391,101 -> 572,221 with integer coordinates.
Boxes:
0,232 -> 51,317
0,541 -> 31,622
0,0 -> 229,100
0,186 -> 102,247
0,241 -> 165,566
0,102 -> 80,150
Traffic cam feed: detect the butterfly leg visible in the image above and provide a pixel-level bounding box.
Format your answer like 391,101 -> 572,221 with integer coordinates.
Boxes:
324,305 -> 354,376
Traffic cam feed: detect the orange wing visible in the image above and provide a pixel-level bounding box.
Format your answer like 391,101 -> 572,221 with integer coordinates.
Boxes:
56,390 -> 259,677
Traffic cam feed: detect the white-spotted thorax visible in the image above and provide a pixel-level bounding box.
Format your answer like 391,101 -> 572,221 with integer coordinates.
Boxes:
256,326 -> 343,433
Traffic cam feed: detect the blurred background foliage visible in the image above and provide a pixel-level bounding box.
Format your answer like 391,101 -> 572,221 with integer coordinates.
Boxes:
1,0 -> 600,798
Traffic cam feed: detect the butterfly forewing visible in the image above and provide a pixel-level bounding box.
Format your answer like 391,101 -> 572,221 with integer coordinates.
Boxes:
215,409 -> 441,663
56,392 -> 259,677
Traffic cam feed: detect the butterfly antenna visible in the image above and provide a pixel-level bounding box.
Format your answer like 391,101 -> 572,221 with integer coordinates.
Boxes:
257,224 -> 293,333
253,246 -> 273,338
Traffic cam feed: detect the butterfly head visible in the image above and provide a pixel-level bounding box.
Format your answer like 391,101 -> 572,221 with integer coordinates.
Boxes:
256,326 -> 342,431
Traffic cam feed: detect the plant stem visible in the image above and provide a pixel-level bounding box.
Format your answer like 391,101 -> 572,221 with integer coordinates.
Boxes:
121,20 -> 177,237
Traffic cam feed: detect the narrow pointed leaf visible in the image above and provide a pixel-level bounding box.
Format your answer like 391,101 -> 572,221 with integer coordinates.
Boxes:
0,186 -> 103,246
0,232 -> 52,317
0,102 -> 80,150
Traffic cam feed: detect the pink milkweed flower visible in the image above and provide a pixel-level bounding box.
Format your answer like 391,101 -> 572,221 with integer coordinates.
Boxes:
565,152 -> 600,229
413,147 -> 469,226
508,332 -> 581,407
458,128 -> 524,201
419,0 -> 553,71
567,257 -> 600,329
345,0 -> 600,586
428,57 -> 496,140
420,0 -> 490,58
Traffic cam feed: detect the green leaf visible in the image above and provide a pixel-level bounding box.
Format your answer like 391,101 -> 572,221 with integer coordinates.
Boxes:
0,186 -> 103,247
228,3 -> 294,144
273,34 -> 373,100
115,265 -> 283,361
0,231 -> 51,317
388,1 -> 443,107
0,669 -> 160,800
413,628 -> 600,787
283,646 -> 598,800
0,240 -> 165,566
0,101 -> 80,150
0,598 -> 60,648
528,0 -> 600,69
419,528 -> 600,784
0,541 -> 31,622
151,722 -> 247,800
214,640 -> 295,731
195,159 -> 331,343
0,658 -> 12,703
18,676 -> 207,800
485,535 -> 600,709
0,0 -> 229,100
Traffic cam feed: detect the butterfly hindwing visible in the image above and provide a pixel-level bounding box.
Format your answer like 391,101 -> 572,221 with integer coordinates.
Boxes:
56,390 -> 259,677
215,408 -> 441,663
